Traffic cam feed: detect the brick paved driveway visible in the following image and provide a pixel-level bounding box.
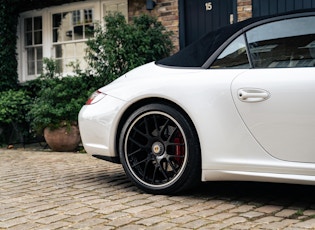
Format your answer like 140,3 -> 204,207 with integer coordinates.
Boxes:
1,148 -> 315,230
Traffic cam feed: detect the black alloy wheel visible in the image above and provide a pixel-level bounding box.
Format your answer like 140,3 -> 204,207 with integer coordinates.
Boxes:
119,103 -> 201,194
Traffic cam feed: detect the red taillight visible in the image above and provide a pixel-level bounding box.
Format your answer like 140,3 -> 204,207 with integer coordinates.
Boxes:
85,90 -> 106,105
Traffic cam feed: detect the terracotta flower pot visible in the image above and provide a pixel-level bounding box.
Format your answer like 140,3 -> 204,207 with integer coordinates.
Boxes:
44,125 -> 81,152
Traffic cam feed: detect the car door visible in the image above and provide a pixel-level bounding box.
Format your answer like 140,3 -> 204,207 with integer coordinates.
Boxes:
231,15 -> 315,163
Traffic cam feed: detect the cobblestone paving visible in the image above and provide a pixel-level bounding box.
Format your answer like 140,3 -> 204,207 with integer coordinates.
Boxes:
1,148 -> 315,230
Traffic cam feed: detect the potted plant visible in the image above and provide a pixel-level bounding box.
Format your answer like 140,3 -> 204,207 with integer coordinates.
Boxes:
27,59 -> 92,152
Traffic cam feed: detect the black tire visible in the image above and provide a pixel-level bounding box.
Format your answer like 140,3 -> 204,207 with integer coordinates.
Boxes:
119,103 -> 201,194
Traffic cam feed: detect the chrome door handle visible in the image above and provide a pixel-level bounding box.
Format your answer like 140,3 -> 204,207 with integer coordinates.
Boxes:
238,89 -> 270,102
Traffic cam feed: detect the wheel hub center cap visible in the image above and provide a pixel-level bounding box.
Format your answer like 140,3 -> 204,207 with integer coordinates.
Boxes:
152,142 -> 165,155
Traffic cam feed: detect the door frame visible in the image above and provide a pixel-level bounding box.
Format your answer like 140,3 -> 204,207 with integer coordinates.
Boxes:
179,0 -> 238,49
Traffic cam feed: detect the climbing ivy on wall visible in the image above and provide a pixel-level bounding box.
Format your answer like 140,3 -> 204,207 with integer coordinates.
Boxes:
0,0 -> 19,92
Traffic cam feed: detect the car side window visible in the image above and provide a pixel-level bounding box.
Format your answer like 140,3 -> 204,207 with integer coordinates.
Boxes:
211,35 -> 250,69
246,16 -> 315,68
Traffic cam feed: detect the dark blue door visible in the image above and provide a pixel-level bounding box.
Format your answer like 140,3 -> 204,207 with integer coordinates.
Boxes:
253,0 -> 315,17
179,0 -> 236,48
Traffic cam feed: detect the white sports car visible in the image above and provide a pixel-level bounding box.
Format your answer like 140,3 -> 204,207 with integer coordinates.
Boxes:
79,9 -> 315,194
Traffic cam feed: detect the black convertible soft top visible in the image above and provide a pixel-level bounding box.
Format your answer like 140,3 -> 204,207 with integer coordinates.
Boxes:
156,8 -> 315,68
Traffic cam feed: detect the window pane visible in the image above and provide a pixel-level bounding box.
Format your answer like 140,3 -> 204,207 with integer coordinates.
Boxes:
53,14 -> 61,43
37,60 -> 43,74
28,61 -> 35,75
56,59 -> 63,73
34,16 -> 42,30
53,12 -> 73,42
85,9 -> 93,23
53,9 -> 94,43
72,10 -> 81,25
27,48 -> 35,62
36,47 -> 43,74
53,13 -> 62,27
53,29 -> 58,42
85,24 -> 94,38
55,45 -> 62,58
27,48 -> 35,75
50,8 -> 95,74
76,42 -> 87,57
63,12 -> 73,41
64,43 -> 75,58
211,35 -> 249,69
24,16 -> 43,76
26,32 -> 32,46
25,18 -> 32,32
74,25 -> 83,40
34,31 -> 42,44
247,16 -> 315,68
37,47 -> 43,59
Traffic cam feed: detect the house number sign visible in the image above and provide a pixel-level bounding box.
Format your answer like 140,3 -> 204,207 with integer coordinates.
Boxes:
205,2 -> 212,11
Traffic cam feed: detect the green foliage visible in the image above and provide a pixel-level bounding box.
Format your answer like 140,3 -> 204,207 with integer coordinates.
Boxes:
20,78 -> 43,99
41,57 -> 61,79
0,0 -> 19,92
0,89 -> 31,124
85,12 -> 173,83
0,89 -> 32,145
28,77 -> 83,133
27,59 -> 103,134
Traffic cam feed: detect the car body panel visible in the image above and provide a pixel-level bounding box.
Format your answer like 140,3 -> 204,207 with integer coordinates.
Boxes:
79,95 -> 126,157
232,68 -> 315,163
79,63 -> 315,184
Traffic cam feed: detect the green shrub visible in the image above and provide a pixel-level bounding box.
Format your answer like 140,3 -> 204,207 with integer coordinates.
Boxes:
19,78 -> 43,99
85,13 -> 173,83
28,77 -> 83,133
0,0 -> 19,92
27,59 -> 102,134
0,89 -> 32,144
0,89 -> 31,125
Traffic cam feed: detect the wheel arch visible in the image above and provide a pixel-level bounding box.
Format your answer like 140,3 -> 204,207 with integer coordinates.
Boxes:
114,97 -> 201,163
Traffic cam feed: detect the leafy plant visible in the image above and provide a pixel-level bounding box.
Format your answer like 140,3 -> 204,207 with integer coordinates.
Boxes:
0,0 -> 19,92
0,89 -> 32,144
85,12 -> 173,83
0,89 -> 31,124
27,58 -> 102,134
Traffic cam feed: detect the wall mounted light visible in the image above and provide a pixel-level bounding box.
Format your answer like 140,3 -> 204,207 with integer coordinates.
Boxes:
146,0 -> 156,10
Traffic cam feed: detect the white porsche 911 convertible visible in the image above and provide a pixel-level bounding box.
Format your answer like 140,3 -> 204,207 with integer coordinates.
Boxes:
79,9 -> 315,194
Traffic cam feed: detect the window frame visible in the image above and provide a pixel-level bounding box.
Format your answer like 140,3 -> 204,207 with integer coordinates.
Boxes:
245,16 -> 315,69
205,11 -> 315,69
210,34 -> 251,69
24,16 -> 43,76
51,6 -> 95,73
17,0 -> 128,82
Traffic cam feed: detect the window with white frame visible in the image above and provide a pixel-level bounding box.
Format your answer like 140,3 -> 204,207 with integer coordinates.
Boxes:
24,16 -> 43,76
19,0 -> 128,82
52,8 -> 94,73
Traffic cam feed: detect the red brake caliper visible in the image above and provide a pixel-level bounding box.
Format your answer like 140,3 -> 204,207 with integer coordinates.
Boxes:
174,132 -> 184,164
